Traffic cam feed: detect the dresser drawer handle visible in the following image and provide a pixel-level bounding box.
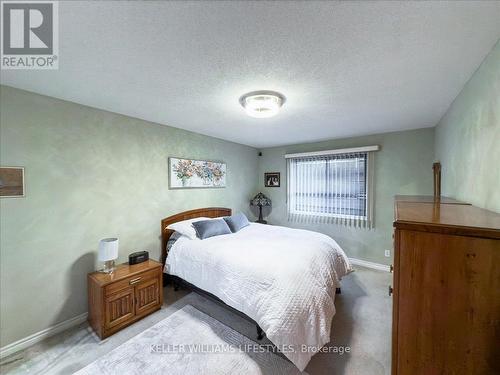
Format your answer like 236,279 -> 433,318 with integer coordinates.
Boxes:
390,264 -> 394,273
129,277 -> 142,285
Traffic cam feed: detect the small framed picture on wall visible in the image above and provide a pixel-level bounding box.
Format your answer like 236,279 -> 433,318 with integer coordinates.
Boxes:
265,172 -> 280,187
0,167 -> 25,198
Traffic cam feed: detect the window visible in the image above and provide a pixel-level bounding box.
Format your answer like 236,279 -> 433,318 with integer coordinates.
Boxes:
286,146 -> 377,227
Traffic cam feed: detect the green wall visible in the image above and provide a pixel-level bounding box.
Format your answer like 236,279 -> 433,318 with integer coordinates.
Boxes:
257,128 -> 435,264
3,36 -> 498,348
435,40 -> 500,213
0,86 -> 259,346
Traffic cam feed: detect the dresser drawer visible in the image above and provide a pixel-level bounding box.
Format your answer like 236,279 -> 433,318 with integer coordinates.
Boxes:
105,268 -> 160,296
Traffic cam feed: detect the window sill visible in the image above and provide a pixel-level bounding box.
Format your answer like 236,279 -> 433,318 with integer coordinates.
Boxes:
289,211 -> 368,221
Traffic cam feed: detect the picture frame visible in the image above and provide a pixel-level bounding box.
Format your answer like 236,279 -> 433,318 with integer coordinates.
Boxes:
264,172 -> 280,187
0,167 -> 25,198
169,157 -> 226,189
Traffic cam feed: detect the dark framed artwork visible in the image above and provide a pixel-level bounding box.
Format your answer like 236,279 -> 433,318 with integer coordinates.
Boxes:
0,167 -> 25,197
265,172 -> 280,187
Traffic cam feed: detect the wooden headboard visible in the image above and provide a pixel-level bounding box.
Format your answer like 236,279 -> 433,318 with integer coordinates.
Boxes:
161,207 -> 232,266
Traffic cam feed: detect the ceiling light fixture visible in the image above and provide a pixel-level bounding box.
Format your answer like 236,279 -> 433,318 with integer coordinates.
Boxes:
239,90 -> 286,118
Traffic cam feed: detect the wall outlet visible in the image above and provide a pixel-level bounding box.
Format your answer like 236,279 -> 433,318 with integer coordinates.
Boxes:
384,250 -> 391,258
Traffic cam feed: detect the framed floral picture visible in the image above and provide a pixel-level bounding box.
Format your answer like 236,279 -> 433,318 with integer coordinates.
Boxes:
169,157 -> 226,189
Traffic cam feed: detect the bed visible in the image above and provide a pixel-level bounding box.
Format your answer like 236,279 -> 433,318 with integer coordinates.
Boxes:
161,207 -> 353,371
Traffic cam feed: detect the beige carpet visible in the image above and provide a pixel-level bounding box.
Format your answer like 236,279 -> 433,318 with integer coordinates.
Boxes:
1,266 -> 392,375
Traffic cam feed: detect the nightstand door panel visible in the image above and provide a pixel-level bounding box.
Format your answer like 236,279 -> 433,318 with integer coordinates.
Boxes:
135,277 -> 160,317
104,287 -> 135,329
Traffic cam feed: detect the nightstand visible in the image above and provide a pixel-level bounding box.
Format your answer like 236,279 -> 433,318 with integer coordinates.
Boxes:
88,260 -> 163,339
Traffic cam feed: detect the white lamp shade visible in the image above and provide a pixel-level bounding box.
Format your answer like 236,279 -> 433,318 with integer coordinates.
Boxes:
98,238 -> 119,262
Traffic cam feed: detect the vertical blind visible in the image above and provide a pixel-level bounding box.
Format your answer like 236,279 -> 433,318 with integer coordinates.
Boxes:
286,150 -> 375,228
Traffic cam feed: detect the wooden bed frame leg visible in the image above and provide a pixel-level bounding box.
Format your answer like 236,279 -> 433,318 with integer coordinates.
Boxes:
336,287 -> 341,294
256,325 -> 264,340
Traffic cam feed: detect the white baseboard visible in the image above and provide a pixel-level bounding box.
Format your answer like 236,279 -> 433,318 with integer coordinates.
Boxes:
0,312 -> 88,359
349,257 -> 391,272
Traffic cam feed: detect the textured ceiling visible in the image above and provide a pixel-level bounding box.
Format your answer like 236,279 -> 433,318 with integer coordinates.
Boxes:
1,1 -> 499,148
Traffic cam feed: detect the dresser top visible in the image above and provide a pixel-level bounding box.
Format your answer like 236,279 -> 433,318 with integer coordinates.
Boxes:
88,259 -> 162,286
394,200 -> 500,239
394,195 -> 470,205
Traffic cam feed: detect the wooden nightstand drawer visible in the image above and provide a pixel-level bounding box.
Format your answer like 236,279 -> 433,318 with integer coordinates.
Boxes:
104,268 -> 159,296
135,277 -> 161,317
88,260 -> 163,339
104,287 -> 135,329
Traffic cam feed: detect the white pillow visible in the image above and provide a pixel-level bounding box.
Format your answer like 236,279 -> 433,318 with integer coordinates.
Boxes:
166,217 -> 212,240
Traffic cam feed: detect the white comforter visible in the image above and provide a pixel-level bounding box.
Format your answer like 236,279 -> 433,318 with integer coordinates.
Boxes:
165,223 -> 352,371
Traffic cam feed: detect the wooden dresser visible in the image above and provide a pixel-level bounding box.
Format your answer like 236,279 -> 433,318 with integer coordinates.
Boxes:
391,196 -> 500,375
88,260 -> 163,339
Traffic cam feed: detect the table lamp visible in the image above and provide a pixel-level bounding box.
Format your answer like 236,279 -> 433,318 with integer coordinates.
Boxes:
250,192 -> 272,224
98,238 -> 119,273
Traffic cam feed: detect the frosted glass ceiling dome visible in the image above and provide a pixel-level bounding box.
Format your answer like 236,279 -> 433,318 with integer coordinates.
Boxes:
239,91 -> 286,118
